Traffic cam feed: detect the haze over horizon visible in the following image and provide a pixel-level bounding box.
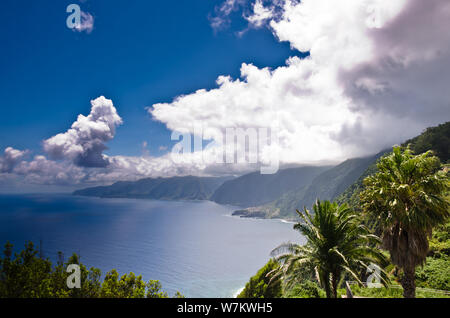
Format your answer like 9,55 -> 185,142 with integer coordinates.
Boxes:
1,0 -> 450,192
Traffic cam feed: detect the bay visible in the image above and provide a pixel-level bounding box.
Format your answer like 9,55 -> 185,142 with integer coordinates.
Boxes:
0,193 -> 303,297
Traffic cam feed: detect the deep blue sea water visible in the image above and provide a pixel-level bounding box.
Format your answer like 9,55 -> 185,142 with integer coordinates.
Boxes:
0,194 -> 303,297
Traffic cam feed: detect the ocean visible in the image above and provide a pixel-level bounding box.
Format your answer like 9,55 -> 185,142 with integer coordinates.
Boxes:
0,194 -> 303,297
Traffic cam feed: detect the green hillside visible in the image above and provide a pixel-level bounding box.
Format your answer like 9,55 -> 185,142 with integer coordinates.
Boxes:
233,122 -> 450,220
211,166 -> 330,207
234,154 -> 385,219
404,122 -> 450,163
336,121 -> 450,210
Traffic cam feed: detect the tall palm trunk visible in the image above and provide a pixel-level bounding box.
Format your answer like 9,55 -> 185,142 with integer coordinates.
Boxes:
361,147 -> 449,299
401,265 -> 416,298
321,272 -> 332,298
324,286 -> 332,298
331,273 -> 338,298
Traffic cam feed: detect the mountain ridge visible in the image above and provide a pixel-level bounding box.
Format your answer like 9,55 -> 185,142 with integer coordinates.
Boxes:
210,166 -> 331,208
232,151 -> 388,220
74,122 -> 450,217
233,122 -> 450,220
73,175 -> 231,201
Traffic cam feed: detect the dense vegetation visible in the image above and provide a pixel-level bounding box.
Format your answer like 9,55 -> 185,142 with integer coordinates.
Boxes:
271,200 -> 388,298
237,259 -> 282,298
403,122 -> 450,163
337,122 -> 450,211
240,221 -> 450,298
360,147 -> 449,297
0,241 -> 183,298
239,123 -> 450,298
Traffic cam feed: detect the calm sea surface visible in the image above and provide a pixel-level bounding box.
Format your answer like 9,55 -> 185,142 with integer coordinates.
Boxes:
0,194 -> 303,297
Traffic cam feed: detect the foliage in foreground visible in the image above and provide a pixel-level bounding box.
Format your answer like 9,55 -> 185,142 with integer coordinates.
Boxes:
349,284 -> 450,298
241,217 -> 450,298
336,122 -> 450,213
415,256 -> 450,291
237,259 -> 325,298
237,259 -> 282,298
360,147 -> 449,297
240,142 -> 450,299
270,200 -> 388,298
282,280 -> 326,298
0,241 -> 183,298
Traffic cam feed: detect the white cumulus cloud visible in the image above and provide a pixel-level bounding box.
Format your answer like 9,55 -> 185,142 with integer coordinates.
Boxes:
0,147 -> 28,173
2,0 -> 450,189
43,96 -> 123,168
245,0 -> 273,28
151,0 -> 450,167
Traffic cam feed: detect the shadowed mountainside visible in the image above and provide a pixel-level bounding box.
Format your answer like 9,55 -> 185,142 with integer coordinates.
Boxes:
210,166 -> 331,208
234,152 -> 387,220
234,122 -> 450,219
75,122 -> 449,218
73,176 -> 231,201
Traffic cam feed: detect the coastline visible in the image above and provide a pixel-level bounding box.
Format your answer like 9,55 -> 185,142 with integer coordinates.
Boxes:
73,192 -> 297,223
232,286 -> 244,298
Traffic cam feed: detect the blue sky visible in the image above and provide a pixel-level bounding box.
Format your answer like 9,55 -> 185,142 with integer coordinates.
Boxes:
1,0 -> 448,191
0,0 -> 299,157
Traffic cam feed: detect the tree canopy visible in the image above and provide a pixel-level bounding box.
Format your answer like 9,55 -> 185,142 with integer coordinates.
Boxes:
0,241 -> 183,298
360,147 -> 449,297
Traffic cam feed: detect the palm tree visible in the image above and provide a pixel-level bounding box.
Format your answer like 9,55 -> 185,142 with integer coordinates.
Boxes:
360,146 -> 449,298
271,200 -> 388,298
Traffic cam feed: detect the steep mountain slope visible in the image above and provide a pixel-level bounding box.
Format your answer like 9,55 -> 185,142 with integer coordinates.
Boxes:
236,121 -> 450,220
73,176 -> 230,200
336,121 -> 450,210
74,122 -> 449,212
234,152 -> 387,219
210,166 -> 331,208
403,122 -> 450,163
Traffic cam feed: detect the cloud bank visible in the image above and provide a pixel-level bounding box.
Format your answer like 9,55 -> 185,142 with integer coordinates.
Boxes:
152,0 -> 450,165
1,0 -> 450,190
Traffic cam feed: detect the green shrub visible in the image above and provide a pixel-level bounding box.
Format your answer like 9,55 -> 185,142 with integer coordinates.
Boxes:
350,285 -> 403,298
415,256 -> 450,291
237,259 -> 282,298
429,219 -> 450,257
0,241 -> 181,298
284,280 -> 325,298
350,284 -> 450,298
